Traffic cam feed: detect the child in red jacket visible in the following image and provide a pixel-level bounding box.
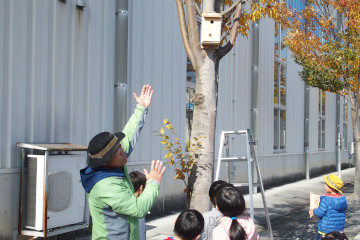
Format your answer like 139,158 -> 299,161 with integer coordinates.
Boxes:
309,174 -> 347,240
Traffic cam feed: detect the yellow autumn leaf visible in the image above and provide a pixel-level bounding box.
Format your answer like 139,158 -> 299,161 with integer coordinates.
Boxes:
174,172 -> 185,180
160,126 -> 164,134
164,152 -> 173,159
166,124 -> 174,129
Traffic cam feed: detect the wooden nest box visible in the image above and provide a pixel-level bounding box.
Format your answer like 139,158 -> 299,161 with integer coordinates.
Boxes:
201,12 -> 222,49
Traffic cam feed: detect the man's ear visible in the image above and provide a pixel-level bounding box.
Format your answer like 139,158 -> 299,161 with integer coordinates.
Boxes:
140,185 -> 144,191
195,234 -> 201,240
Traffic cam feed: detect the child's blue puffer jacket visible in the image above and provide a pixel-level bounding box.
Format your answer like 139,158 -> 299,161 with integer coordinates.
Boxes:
313,194 -> 347,234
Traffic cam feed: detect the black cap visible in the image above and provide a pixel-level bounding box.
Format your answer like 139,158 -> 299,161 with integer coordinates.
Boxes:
87,132 -> 125,168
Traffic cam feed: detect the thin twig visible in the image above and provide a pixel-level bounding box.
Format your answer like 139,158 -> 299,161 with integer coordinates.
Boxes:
218,1 -> 243,60
220,0 -> 244,16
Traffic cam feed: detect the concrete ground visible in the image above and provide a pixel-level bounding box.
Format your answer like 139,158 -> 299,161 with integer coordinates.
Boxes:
146,168 -> 360,240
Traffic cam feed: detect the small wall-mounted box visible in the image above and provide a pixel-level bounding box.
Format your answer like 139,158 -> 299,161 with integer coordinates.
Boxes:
201,12 -> 222,49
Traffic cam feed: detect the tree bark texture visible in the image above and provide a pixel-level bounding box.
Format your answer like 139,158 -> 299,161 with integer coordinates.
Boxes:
175,0 -> 238,212
189,51 -> 218,212
349,92 -> 360,201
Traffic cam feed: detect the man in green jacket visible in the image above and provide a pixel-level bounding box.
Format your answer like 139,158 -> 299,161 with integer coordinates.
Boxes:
80,85 -> 165,240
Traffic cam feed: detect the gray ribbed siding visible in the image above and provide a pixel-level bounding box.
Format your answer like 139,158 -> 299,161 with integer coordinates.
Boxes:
125,0 -> 187,213
286,55 -> 305,154
0,0 -> 117,170
215,27 -> 252,184
258,18 -> 275,156
0,0 -> 117,238
214,17 -> 352,186
127,0 -> 186,164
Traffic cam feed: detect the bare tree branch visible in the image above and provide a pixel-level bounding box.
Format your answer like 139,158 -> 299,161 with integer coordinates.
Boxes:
220,0 -> 243,16
195,2 -> 201,16
217,1 -> 243,60
175,0 -> 196,65
187,0 -> 203,67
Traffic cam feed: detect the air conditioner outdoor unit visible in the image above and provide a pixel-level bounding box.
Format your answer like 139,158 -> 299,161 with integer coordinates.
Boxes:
25,154 -> 86,231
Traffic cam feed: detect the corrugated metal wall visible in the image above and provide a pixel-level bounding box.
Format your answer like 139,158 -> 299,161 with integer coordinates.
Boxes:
0,0 -> 119,237
127,0 -> 187,164
215,16 -> 350,184
125,0 -> 188,213
0,0 -> 117,170
258,18 -> 276,155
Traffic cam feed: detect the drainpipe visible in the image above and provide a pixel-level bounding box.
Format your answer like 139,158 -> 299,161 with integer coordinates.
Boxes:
251,24 -> 259,149
336,11 -> 342,177
304,0 -> 310,180
304,85 -> 310,179
230,44 -> 237,181
336,96 -> 341,178
251,19 -> 259,193
114,0 -> 129,132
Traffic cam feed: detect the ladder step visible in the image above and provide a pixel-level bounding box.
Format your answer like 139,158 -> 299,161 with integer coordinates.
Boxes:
232,183 -> 260,187
223,130 -> 247,135
219,157 -> 247,162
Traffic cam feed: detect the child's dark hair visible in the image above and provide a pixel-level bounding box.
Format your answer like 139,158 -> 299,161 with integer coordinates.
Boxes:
129,171 -> 146,192
174,209 -> 204,240
323,231 -> 348,240
326,184 -> 341,194
215,185 -> 246,240
209,180 -> 229,205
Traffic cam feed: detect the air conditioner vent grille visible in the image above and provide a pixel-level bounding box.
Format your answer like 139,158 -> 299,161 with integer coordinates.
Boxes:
25,157 -> 38,227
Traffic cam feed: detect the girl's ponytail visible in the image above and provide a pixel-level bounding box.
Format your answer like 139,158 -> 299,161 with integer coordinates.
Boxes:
215,186 -> 247,240
229,217 -> 246,240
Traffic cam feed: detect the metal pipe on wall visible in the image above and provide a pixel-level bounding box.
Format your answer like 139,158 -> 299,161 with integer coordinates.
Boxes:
304,85 -> 310,179
336,11 -> 343,177
251,22 -> 259,146
336,96 -> 341,177
304,0 -> 310,180
251,20 -> 259,193
114,0 -> 129,132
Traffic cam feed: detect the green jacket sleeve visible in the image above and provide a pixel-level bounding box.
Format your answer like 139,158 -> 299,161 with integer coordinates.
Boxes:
120,104 -> 148,157
94,177 -> 159,218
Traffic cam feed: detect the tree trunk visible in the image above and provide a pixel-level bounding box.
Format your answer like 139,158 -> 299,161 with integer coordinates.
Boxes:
189,51 -> 218,212
350,93 -> 360,201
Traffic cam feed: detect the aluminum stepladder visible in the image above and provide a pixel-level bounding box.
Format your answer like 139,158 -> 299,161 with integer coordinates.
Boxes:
214,129 -> 273,240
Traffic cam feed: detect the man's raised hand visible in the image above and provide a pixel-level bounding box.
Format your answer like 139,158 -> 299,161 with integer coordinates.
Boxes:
144,160 -> 166,183
133,84 -> 154,109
